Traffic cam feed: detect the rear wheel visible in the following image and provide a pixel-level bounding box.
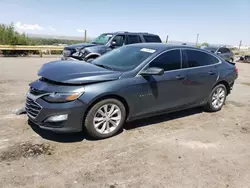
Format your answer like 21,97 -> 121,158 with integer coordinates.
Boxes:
204,84 -> 227,112
84,99 -> 126,139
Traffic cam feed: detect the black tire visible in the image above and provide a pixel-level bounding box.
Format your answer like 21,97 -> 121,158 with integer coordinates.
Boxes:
84,98 -> 126,139
204,84 -> 227,112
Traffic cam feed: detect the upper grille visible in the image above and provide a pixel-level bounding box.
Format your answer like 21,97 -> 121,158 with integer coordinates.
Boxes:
25,97 -> 42,119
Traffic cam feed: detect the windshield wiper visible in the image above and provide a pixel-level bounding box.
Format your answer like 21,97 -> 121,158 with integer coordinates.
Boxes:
94,63 -> 113,70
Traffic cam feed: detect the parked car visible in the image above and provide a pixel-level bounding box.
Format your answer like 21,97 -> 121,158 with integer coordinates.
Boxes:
62,31 -> 162,62
26,43 -> 238,139
203,46 -> 234,62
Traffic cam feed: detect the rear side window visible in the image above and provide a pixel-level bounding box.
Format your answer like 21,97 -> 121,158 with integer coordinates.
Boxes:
182,49 -> 219,68
127,35 -> 141,44
149,50 -> 181,71
218,48 -> 230,53
143,35 -> 162,43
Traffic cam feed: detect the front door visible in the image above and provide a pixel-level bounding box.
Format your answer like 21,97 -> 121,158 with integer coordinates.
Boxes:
108,35 -> 126,50
132,49 -> 191,117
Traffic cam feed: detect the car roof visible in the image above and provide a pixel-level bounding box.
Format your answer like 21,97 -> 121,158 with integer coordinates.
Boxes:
127,43 -> 200,52
205,46 -> 230,49
103,31 -> 159,36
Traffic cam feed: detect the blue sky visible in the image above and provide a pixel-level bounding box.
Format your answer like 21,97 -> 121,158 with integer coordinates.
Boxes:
0,0 -> 249,45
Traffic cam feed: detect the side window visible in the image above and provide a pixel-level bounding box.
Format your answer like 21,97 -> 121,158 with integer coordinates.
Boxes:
218,48 -> 227,53
183,49 -> 219,68
127,35 -> 141,44
148,50 -> 181,71
112,35 -> 125,47
143,35 -> 162,43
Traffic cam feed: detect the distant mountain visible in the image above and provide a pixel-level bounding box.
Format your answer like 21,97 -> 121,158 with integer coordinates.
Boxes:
26,33 -> 229,47
27,33 -> 89,41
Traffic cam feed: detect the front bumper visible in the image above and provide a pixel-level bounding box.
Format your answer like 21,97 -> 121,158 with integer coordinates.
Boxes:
26,95 -> 87,133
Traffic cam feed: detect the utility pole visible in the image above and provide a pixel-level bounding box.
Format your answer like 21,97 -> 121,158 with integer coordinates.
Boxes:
166,35 -> 169,43
84,30 -> 87,42
196,34 -> 199,47
238,40 -> 242,50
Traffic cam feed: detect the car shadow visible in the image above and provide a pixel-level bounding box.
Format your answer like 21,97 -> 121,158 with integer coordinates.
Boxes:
124,107 -> 204,130
28,107 -> 203,143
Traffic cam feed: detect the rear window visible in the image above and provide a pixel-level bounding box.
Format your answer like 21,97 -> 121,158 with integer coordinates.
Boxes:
143,35 -> 162,43
203,47 -> 217,53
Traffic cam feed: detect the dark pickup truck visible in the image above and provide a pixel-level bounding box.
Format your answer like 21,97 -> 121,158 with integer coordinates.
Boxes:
62,31 -> 162,62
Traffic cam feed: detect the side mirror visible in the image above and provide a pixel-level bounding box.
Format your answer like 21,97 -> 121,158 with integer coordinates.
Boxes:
109,41 -> 116,48
140,67 -> 164,76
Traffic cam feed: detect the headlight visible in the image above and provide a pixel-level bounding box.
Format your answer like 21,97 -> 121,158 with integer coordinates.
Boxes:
42,92 -> 83,103
80,48 -> 85,53
72,51 -> 80,57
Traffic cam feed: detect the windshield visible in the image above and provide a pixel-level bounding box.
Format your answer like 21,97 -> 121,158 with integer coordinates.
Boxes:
92,46 -> 157,71
203,47 -> 217,53
91,34 -> 113,45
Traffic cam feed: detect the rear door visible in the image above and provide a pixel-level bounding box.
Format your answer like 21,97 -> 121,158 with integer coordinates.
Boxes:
126,35 -> 142,44
217,47 -> 230,60
182,49 -> 220,104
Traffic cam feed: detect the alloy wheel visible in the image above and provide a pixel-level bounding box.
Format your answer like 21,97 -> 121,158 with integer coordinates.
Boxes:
93,104 -> 122,134
211,87 -> 226,109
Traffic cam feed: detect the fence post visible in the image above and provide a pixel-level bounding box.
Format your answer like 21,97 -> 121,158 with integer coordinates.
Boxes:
166,35 -> 169,43
84,30 -> 87,42
39,49 -> 42,57
196,34 -> 199,47
238,40 -> 242,50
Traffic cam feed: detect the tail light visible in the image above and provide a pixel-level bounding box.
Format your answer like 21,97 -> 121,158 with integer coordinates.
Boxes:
235,67 -> 238,73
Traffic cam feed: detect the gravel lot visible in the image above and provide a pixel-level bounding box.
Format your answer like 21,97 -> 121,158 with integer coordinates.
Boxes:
0,57 -> 250,188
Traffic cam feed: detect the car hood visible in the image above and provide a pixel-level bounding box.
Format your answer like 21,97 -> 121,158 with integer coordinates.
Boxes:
64,43 -> 97,50
38,60 -> 122,84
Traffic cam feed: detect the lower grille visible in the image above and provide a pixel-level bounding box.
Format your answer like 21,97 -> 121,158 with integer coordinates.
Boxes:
25,97 -> 42,119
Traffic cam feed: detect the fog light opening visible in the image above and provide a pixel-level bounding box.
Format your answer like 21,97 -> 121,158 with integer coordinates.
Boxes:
45,114 -> 68,122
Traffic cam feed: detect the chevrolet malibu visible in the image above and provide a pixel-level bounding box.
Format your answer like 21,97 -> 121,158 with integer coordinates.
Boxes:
26,43 -> 238,139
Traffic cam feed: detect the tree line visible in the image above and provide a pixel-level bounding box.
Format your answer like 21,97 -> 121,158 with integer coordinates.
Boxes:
0,24 -> 30,45
0,23 -> 85,56
0,23 -> 85,45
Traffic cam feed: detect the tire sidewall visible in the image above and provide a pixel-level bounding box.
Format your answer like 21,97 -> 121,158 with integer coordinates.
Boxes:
207,84 -> 227,112
84,99 -> 126,139
86,58 -> 95,63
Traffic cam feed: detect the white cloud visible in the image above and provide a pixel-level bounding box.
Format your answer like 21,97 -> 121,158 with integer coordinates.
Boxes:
14,22 -> 44,31
76,29 -> 85,33
49,26 -> 56,31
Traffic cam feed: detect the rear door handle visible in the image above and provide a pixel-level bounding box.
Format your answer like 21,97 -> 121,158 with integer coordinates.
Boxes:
208,71 -> 216,75
176,75 -> 185,80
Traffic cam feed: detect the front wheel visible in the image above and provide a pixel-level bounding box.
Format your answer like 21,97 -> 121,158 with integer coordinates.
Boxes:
86,58 -> 95,63
84,99 -> 126,139
204,84 -> 227,112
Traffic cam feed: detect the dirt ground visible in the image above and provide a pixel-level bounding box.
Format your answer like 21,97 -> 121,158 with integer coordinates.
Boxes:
0,57 -> 250,188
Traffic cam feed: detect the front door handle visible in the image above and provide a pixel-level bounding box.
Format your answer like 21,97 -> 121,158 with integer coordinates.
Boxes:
208,71 -> 216,75
176,75 -> 185,80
